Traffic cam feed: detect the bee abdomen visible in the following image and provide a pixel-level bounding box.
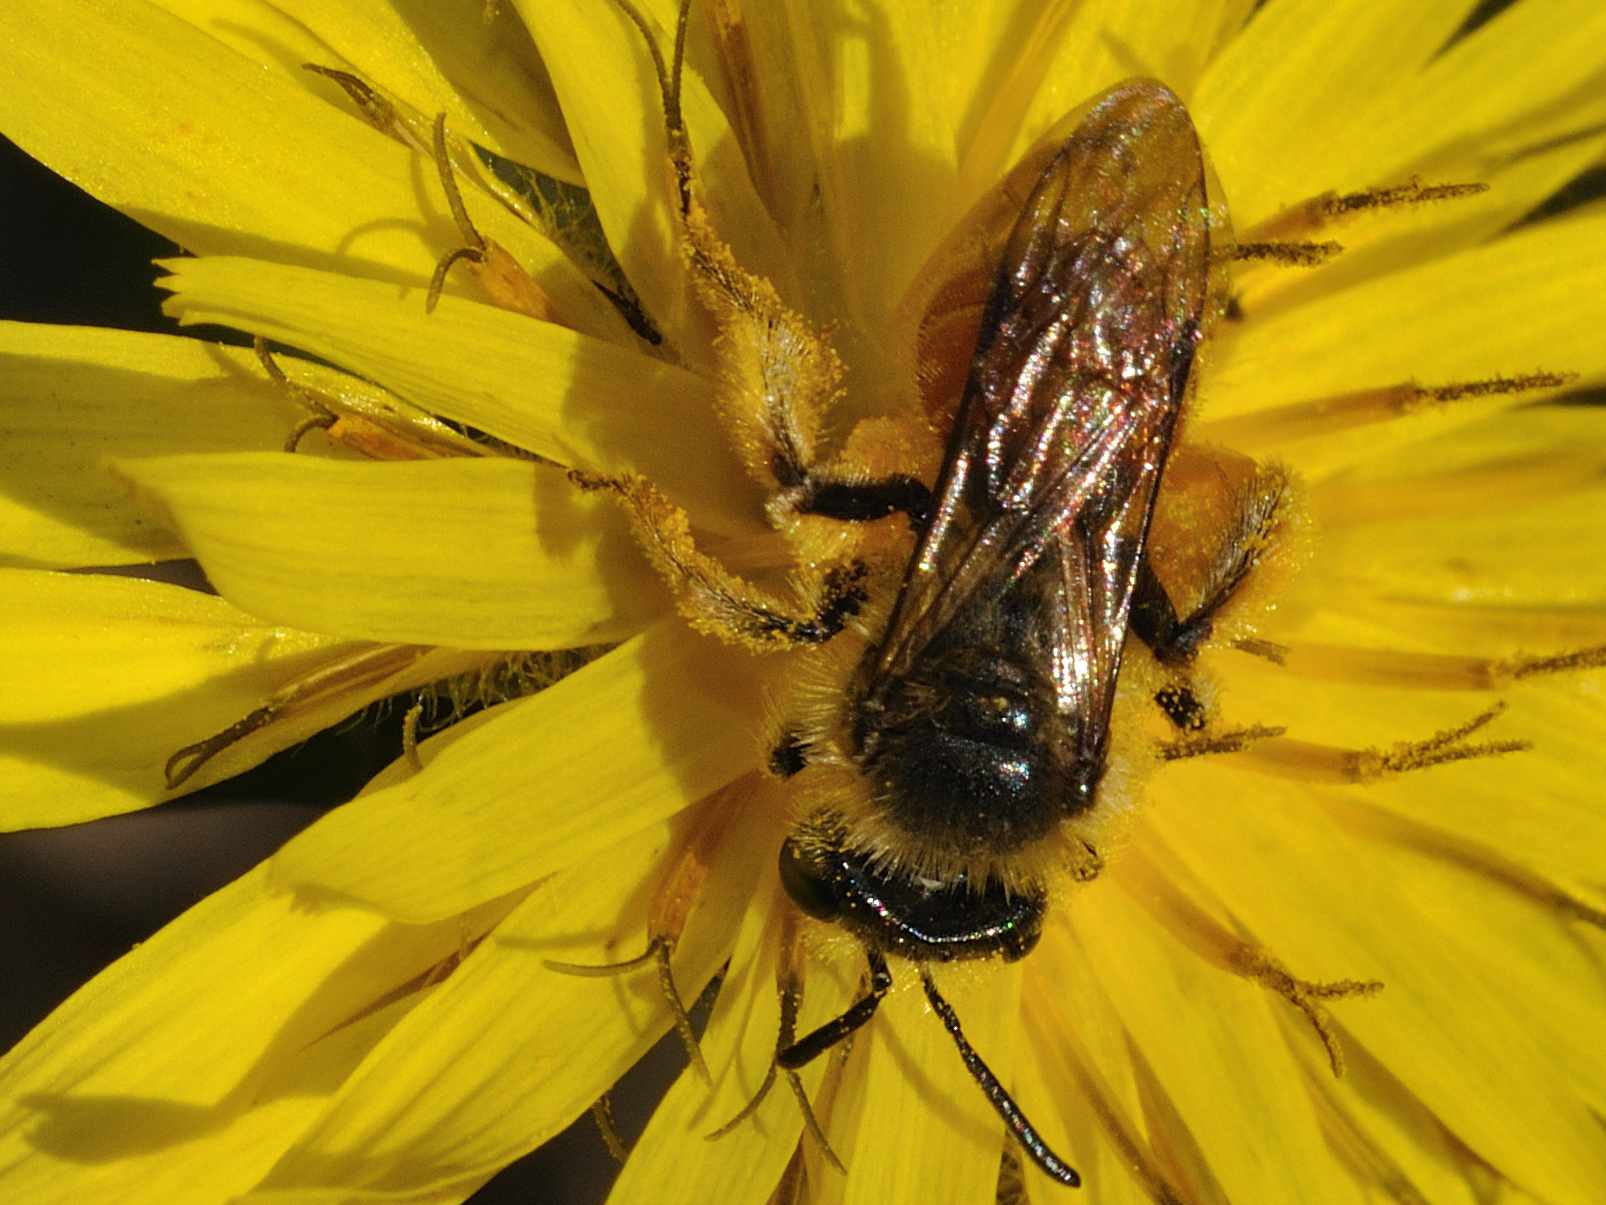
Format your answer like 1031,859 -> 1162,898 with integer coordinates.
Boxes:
860,672 -> 1061,858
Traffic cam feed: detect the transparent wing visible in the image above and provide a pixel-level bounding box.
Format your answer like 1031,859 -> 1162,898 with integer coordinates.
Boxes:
865,80 -> 1219,763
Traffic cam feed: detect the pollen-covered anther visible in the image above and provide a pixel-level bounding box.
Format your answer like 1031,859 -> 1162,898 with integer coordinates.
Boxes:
1351,702 -> 1529,781
1157,723 -> 1288,763
1231,239 -> 1344,267
1500,642 -> 1606,682
1229,946 -> 1383,1078
1201,370 -> 1576,448
1234,704 -> 1530,785
1242,177 -> 1490,245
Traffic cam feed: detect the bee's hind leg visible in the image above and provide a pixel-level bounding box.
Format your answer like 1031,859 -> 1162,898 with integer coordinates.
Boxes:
1134,461 -> 1292,729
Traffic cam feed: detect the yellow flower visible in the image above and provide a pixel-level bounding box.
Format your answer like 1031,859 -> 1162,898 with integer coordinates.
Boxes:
3,1 -> 1605,1202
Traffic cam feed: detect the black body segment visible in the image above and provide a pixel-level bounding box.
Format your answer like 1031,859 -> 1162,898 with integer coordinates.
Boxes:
775,79 -> 1222,1192
780,834 -> 1045,962
851,80 -> 1217,869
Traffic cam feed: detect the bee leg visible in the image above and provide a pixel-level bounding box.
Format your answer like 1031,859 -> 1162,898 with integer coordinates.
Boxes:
1134,461 -> 1292,667
1130,560 -> 1211,666
776,947 -> 893,1069
769,732 -> 810,778
772,468 -> 933,532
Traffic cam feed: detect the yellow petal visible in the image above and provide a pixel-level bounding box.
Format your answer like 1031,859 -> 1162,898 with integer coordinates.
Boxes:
969,0 -> 1256,193
1151,762 -> 1606,1201
1194,0 -> 1482,225
1208,212 -> 1606,455
0,571 -> 475,825
1017,988 -> 1155,1205
14,991 -> 438,1205
0,0 -> 604,328
1321,485 -> 1606,607
262,798 -> 770,1195
817,963 -> 1017,1205
159,256 -> 759,535
1222,0 -> 1606,318
0,323 -> 301,568
737,1 -> 995,333
606,874 -> 854,1203
515,0 -> 783,345
155,0 -> 581,182
1065,871 -> 1357,1203
116,452 -> 665,650
0,865 -> 511,1200
269,620 -> 766,920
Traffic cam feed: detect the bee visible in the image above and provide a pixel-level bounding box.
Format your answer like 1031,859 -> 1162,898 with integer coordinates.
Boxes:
591,0 -> 1273,1188
760,79 -> 1228,1189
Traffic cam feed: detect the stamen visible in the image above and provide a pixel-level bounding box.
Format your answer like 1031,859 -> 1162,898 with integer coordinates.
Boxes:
164,643 -> 432,788
1243,640 -> 1606,692
1199,371 -> 1573,448
422,113 -> 555,319
1122,845 -> 1380,1078
255,336 -> 336,452
1237,703 -> 1529,785
255,335 -> 480,460
709,913 -> 845,1172
400,699 -> 425,772
1233,637 -> 1288,665
1228,949 -> 1382,1078
546,798 -> 746,1083
1243,178 -> 1490,245
786,1070 -> 846,1175
545,935 -> 711,1084
1157,724 -> 1287,763
1231,240 -> 1343,267
591,1093 -> 630,1164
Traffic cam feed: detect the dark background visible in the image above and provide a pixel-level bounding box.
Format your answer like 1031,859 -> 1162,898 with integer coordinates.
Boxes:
0,131 -> 676,1204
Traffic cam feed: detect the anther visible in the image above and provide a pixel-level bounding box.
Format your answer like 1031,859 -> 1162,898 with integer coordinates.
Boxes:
1229,948 -> 1383,1078
1201,371 -> 1575,449
1158,724 -> 1287,763
1231,239 -> 1344,267
1243,177 -> 1490,245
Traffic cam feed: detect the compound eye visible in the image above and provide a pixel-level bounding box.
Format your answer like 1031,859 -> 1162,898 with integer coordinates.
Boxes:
779,837 -> 843,921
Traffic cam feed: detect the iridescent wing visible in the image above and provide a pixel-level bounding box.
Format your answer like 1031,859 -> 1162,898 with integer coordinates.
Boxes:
864,80 -> 1220,776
